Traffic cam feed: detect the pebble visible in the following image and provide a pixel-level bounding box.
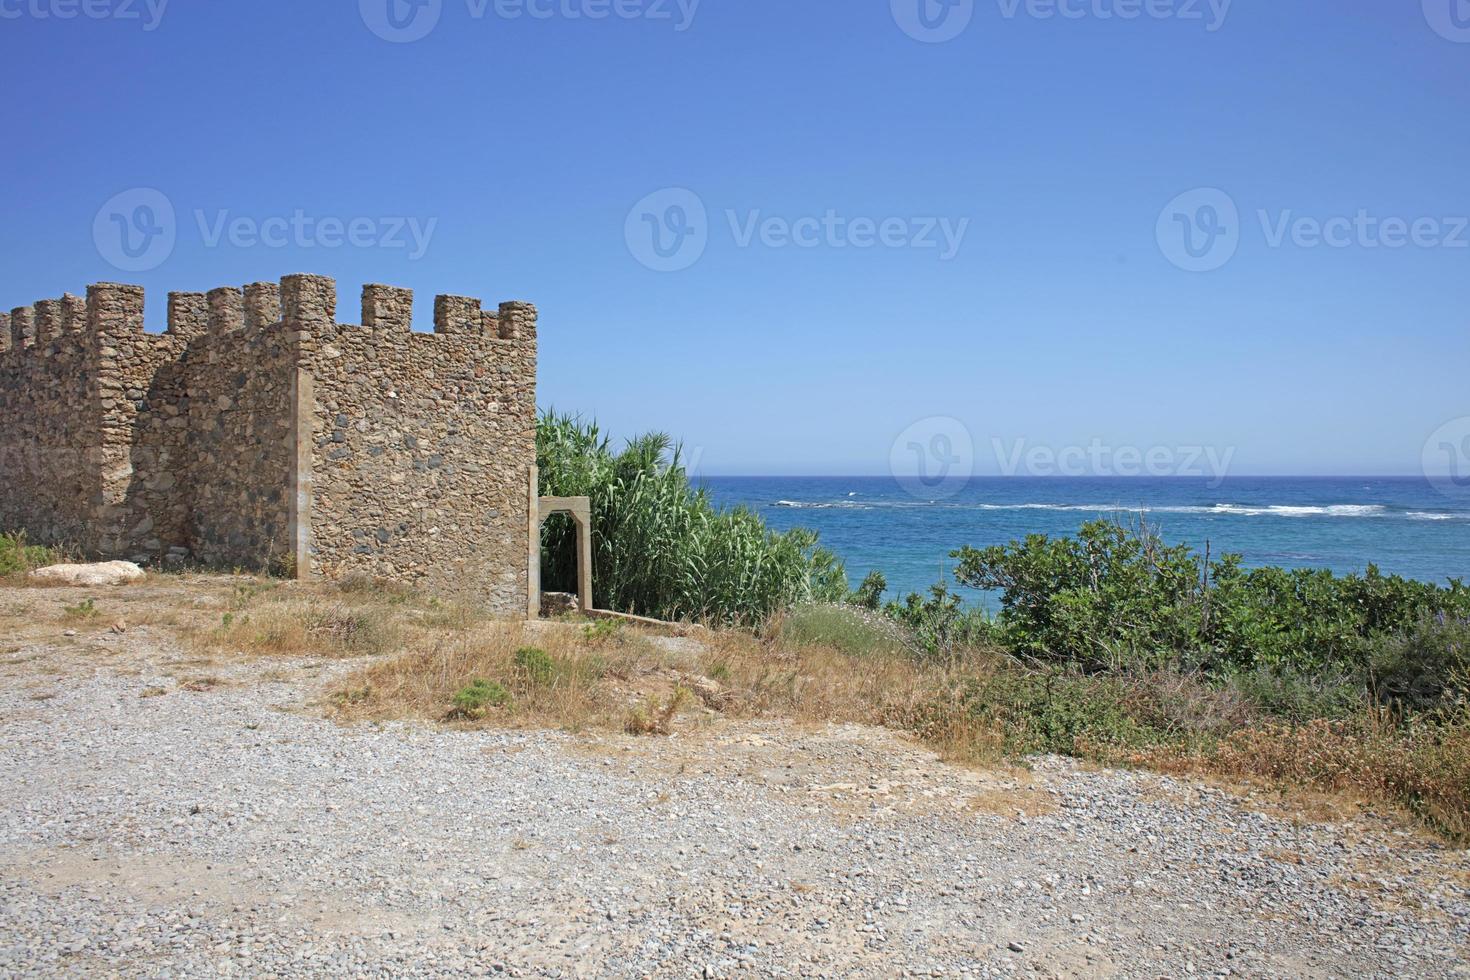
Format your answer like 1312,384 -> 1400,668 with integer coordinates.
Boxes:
0,615 -> 1467,977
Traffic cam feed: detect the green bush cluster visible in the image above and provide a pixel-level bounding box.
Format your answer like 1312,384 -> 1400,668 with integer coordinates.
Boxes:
778,603 -> 909,658
0,532 -> 55,577
513,646 -> 556,685
536,412 -> 847,625
451,679 -> 511,718
958,670 -> 1170,756
883,583 -> 998,659
1364,616 -> 1470,713
952,520 -> 1470,693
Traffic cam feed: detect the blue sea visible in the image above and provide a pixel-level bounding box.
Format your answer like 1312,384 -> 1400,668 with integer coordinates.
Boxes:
699,477 -> 1470,610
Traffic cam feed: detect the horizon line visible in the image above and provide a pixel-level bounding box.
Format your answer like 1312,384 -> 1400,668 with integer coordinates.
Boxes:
690,473 -> 1435,481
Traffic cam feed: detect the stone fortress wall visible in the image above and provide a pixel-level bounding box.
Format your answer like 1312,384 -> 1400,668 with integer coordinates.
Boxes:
0,274 -> 537,616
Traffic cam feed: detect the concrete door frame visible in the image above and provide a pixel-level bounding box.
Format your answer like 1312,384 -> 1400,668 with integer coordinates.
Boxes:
527,467 -> 593,618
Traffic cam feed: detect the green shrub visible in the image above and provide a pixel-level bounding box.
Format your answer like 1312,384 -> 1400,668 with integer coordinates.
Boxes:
885,584 -> 998,660
849,571 -> 887,610
582,618 -> 623,645
1225,664 -> 1364,723
513,646 -> 556,685
779,603 -> 909,658
958,669 -> 1172,756
0,532 -> 55,577
951,520 -> 1470,677
451,679 -> 510,718
537,412 -> 848,626
63,598 -> 99,621
1365,616 -> 1470,713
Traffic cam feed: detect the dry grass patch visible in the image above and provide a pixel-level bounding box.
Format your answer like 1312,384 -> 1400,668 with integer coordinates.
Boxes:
1135,712 -> 1470,844
187,584 -> 421,661
331,621 -> 679,731
329,603 -> 1015,753
203,602 -> 400,659
968,784 -> 1058,820
624,687 -> 691,735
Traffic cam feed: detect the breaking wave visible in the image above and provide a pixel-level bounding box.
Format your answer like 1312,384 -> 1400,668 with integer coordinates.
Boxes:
770,500 -> 1465,521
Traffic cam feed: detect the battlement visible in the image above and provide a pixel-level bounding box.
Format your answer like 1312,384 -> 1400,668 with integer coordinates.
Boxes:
3,275 -> 536,356
0,273 -> 539,617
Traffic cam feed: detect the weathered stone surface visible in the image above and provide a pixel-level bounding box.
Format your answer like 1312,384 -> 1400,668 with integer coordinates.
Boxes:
28,561 -> 145,586
306,286 -> 536,617
0,275 -> 537,616
539,591 -> 578,617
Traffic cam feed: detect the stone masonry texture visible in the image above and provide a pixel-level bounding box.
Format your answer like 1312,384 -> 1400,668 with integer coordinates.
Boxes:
0,275 -> 537,616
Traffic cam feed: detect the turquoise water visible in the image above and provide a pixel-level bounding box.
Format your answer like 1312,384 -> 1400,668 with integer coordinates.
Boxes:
699,477 -> 1470,609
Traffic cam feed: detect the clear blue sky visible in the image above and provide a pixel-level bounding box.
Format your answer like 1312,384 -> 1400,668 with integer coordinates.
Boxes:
2,1 -> 1466,478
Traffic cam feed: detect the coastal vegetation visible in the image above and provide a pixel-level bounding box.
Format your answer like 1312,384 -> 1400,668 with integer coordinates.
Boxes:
8,416 -> 1465,840
536,412 -> 847,625
528,418 -> 1470,840
0,532 -> 56,580
872,522 -> 1470,840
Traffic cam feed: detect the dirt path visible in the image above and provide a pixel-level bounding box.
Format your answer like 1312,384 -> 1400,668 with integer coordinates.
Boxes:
0,581 -> 1467,977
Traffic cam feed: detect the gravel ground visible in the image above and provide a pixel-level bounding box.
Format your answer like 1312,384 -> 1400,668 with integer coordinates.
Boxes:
1,614 -> 1468,977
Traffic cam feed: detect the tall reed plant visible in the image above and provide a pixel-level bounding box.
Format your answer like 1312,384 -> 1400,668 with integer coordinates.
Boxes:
537,412 -> 847,625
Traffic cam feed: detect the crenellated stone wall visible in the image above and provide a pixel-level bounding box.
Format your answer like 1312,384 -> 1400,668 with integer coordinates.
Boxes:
298,278 -> 538,617
0,274 -> 538,616
0,293 -> 97,550
183,282 -> 297,572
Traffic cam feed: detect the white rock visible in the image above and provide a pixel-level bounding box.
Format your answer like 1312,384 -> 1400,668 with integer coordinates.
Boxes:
28,561 -> 146,587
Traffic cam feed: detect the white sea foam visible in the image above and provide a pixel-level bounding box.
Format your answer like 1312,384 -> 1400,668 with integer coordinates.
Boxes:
773,500 -> 870,510
769,499 -> 1454,519
968,502 -> 1399,518
1201,504 -> 1388,518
